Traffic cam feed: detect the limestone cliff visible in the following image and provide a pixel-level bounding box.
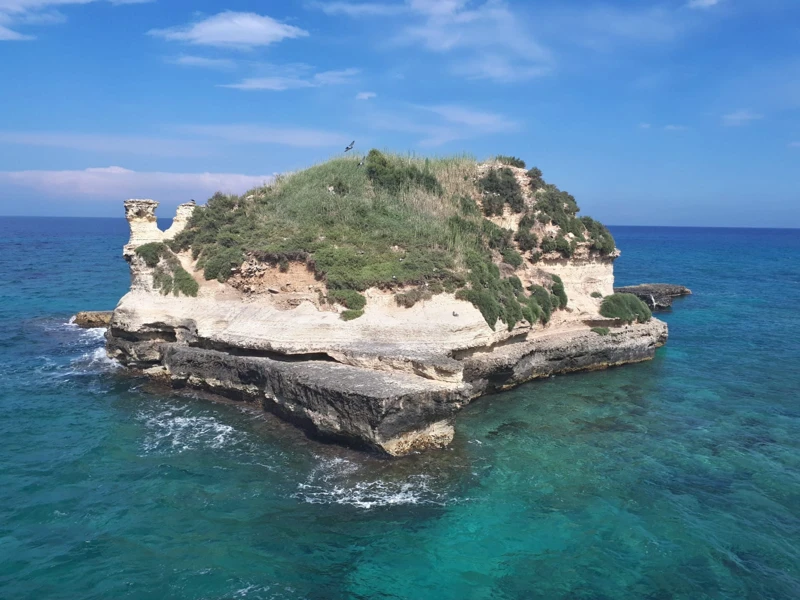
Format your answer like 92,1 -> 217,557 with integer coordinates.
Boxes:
107,155 -> 668,455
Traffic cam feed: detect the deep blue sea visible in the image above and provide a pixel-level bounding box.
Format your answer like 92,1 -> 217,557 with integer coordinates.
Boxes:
1,218 -> 798,600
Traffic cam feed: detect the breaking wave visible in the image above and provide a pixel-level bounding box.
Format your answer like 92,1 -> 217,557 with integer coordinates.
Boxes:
138,403 -> 245,455
294,456 -> 448,509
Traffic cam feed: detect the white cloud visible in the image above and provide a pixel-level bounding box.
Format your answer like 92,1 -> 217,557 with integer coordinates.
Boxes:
310,1 -> 405,16
722,109 -> 764,126
222,67 -> 359,91
148,11 -> 308,50
418,104 -> 517,130
639,123 -> 652,129
664,124 -> 688,131
687,0 -> 721,8
356,91 -> 376,100
0,131 -> 213,157
179,124 -> 347,148
0,165 -> 272,199
789,142 -> 800,148
167,55 -> 237,70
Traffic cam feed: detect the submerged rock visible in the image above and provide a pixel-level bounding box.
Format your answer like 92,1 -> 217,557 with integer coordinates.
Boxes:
614,283 -> 692,310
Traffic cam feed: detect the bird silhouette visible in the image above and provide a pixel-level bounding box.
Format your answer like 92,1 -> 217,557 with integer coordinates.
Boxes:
357,156 -> 365,167
344,140 -> 355,152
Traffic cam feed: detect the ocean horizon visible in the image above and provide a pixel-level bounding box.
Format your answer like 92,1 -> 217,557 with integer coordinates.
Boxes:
1,217 -> 798,599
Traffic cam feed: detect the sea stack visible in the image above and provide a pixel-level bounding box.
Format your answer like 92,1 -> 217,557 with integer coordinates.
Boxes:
106,153 -> 668,455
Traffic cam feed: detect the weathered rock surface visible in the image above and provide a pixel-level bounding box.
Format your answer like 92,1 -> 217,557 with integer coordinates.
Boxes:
106,199 -> 670,456
614,284 -> 692,310
73,311 -> 113,328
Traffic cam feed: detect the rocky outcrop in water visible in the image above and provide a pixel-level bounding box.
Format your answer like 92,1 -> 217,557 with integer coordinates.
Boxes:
73,311 -> 113,328
107,183 -> 669,456
614,284 -> 692,310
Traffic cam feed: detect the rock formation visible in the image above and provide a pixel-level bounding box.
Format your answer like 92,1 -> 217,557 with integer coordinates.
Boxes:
106,158 -> 669,456
614,284 -> 692,310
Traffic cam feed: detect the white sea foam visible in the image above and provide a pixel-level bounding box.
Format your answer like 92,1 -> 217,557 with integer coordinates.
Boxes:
139,405 -> 243,454
295,456 -> 446,509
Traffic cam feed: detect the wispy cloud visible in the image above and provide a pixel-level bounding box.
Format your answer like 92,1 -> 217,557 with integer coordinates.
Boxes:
167,55 -> 237,70
664,124 -> 689,131
0,166 -> 272,199
789,142 -> 800,148
179,124 -> 348,148
310,1 -> 405,16
687,0 -> 721,9
148,11 -> 308,50
722,109 -> 764,126
312,0 -> 552,82
639,123 -> 652,129
366,103 -> 519,146
0,131 -> 213,157
222,67 -> 359,91
356,91 -> 376,100
0,0 -> 145,40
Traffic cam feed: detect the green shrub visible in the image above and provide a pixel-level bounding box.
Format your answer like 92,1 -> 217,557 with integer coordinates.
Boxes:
331,176 -> 349,196
459,195 -> 480,216
551,274 -> 568,308
135,242 -> 168,268
541,234 -> 574,258
519,212 -> 537,230
501,248 -> 523,268
341,309 -> 364,321
529,251 -> 542,264
591,291 -> 603,299
581,216 -> 616,255
515,229 -> 538,252
172,266 -> 199,297
527,285 -> 553,324
591,327 -> 610,336
527,167 -> 545,192
328,289 -> 367,311
496,155 -> 526,168
482,221 -> 513,251
480,167 -> 525,214
365,149 -> 442,196
136,242 -> 198,297
395,287 -> 433,308
279,257 -> 290,273
600,293 -> 652,324
200,247 -> 244,282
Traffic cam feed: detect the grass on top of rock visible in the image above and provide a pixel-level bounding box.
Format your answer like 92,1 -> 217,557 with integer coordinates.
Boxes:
135,242 -> 198,297
600,293 -> 652,324
170,150 -> 599,329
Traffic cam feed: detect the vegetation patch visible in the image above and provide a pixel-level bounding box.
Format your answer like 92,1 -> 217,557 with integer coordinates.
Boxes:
496,155 -> 526,168
328,289 -> 366,311
600,293 -> 652,324
395,287 -> 433,308
134,242 -> 198,297
551,274 -> 568,308
581,217 -> 616,255
591,327 -> 610,336
479,167 -> 524,215
171,150 -> 612,329
341,309 -> 364,321
591,291 -> 603,299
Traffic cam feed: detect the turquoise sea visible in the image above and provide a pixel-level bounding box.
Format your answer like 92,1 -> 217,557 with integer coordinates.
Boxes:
0,217 -> 798,600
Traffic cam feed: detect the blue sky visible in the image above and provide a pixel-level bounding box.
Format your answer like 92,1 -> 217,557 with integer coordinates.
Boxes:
0,0 -> 798,226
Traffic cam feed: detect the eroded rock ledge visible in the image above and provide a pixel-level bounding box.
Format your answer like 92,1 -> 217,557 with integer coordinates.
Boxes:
107,198 -> 669,456
614,284 -> 692,310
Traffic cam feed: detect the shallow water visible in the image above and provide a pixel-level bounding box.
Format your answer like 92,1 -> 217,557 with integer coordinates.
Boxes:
0,218 -> 798,599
